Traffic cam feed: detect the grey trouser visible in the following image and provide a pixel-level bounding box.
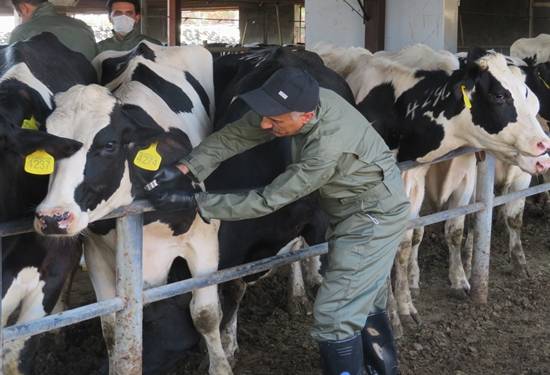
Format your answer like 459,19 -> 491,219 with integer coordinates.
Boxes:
311,167 -> 410,342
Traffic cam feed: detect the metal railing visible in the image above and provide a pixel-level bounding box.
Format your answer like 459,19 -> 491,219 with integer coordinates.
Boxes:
1,147 -> 549,374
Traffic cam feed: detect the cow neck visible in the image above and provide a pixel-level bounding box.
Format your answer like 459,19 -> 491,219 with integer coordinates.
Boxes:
394,69 -> 467,162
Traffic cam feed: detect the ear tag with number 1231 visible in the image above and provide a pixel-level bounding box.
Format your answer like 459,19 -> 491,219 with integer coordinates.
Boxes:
134,142 -> 162,171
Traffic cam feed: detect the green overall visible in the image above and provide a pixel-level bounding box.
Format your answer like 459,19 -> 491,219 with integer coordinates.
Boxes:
181,88 -> 410,342
9,2 -> 98,61
97,28 -> 161,53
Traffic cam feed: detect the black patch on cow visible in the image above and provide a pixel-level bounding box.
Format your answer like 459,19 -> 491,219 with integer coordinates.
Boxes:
100,42 -> 156,85
3,33 -> 96,92
75,104 -> 168,213
185,71 -> 210,117
356,83 -> 401,150
88,219 -> 117,235
75,124 -> 126,212
131,63 -> 193,114
470,70 -> 518,134
522,61 -> 550,121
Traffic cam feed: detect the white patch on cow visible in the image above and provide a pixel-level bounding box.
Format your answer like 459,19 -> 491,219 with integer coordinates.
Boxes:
0,63 -> 53,110
511,33 -> 550,64
2,267 -> 46,328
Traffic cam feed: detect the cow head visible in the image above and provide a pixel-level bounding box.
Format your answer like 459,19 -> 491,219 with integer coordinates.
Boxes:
454,50 -> 550,158
520,61 -> 550,124
34,84 -> 193,236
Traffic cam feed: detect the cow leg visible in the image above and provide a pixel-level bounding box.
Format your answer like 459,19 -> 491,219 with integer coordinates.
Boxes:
220,279 -> 247,366
394,169 -> 426,329
504,197 -> 530,277
301,254 -> 323,289
394,230 -> 418,328
2,268 -> 46,375
503,171 -> 531,277
408,226 -> 424,297
462,224 -> 474,279
386,280 -> 403,339
187,219 -> 232,375
286,237 -> 314,315
445,215 -> 469,298
83,235 -> 117,374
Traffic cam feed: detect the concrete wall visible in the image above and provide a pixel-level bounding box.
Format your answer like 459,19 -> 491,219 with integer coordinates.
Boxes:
304,0 -> 365,48
239,4 -> 295,45
385,0 -> 458,52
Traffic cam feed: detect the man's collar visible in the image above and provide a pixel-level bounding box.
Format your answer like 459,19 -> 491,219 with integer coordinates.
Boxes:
113,28 -> 139,42
298,103 -> 323,134
33,2 -> 57,18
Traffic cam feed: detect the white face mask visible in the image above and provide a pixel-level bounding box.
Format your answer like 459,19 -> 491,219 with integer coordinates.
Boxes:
112,15 -> 135,35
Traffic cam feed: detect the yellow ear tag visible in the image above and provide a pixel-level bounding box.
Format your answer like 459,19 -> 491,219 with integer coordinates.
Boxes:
538,73 -> 550,89
21,116 -> 38,131
461,85 -> 472,109
24,150 -> 55,175
133,142 -> 162,171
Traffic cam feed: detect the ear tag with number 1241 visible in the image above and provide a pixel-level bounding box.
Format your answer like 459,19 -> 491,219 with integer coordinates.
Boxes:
134,142 -> 162,171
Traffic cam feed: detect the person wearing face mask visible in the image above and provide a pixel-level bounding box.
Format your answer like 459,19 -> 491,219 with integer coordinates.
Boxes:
98,0 -> 161,54
8,0 -> 97,61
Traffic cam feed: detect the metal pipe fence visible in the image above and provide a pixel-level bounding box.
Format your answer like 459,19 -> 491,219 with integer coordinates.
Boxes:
0,147 -> 547,374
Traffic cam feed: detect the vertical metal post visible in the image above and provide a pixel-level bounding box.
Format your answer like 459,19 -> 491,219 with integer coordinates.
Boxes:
140,0 -> 148,35
471,153 -> 495,304
113,215 -> 143,375
529,0 -> 534,37
275,4 -> 282,45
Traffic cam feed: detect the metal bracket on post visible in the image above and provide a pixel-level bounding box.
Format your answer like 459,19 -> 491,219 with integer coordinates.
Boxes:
113,214 -> 143,375
471,152 -> 496,303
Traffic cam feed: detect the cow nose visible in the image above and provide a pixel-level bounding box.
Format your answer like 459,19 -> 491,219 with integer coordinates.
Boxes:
35,211 -> 72,235
536,140 -> 550,154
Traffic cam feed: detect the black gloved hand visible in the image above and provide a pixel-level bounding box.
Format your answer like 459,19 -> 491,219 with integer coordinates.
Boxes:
144,165 -> 185,192
148,190 -> 198,212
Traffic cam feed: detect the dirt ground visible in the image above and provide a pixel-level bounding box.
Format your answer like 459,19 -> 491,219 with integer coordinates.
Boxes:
31,199 -> 550,375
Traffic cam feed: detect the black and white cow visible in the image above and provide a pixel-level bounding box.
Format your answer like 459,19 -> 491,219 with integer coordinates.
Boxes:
206,46 -> 354,361
0,33 -> 96,374
316,44 -> 550,331
511,33 -> 550,125
33,42 -> 230,375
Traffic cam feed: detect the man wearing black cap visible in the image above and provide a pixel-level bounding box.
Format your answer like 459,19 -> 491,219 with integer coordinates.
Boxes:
146,67 -> 410,375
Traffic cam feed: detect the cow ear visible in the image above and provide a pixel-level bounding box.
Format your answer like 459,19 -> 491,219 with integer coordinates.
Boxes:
14,129 -> 82,159
120,104 -> 164,145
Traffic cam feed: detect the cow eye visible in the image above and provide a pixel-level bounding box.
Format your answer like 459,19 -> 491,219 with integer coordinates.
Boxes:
103,141 -> 118,153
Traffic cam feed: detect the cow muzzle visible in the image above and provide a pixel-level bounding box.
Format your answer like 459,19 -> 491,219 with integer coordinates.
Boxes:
34,210 -> 74,235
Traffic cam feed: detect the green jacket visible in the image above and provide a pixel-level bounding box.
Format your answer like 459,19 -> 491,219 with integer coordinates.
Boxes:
97,29 -> 161,53
9,2 -> 97,61
182,88 -> 405,221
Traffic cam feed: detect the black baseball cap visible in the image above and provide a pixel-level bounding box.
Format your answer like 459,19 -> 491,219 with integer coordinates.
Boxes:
240,67 -> 320,117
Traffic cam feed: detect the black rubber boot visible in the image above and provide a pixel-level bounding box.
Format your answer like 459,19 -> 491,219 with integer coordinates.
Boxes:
318,334 -> 366,375
362,311 -> 399,375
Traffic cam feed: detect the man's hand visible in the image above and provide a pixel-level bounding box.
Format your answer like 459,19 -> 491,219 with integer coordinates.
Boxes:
144,164 -> 187,192
148,190 -> 197,212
